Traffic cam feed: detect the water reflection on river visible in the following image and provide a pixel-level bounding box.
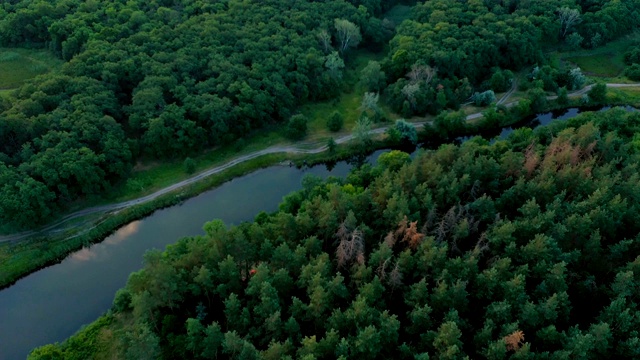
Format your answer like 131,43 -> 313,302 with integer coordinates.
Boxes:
0,106 -> 635,359
0,163 -> 360,359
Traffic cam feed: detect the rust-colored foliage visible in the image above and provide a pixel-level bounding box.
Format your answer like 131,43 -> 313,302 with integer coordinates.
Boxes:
504,330 -> 525,351
524,143 -> 539,178
402,220 -> 425,250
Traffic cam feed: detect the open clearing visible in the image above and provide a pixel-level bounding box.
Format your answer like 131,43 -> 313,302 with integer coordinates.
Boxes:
554,32 -> 640,79
0,48 -> 62,89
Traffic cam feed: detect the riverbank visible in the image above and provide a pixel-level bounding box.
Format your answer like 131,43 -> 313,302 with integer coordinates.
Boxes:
3,88 -> 639,291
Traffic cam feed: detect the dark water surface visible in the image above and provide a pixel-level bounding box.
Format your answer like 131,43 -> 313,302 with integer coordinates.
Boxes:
0,106 -> 634,359
0,163 -> 359,359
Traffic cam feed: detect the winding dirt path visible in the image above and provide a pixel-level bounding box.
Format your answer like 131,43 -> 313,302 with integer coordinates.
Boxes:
2,82 -> 638,243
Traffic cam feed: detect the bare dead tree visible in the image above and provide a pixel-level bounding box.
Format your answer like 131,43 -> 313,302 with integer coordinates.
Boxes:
558,7 -> 581,38
421,207 -> 438,234
406,63 -> 437,84
377,257 -> 391,281
335,223 -> 365,268
384,231 -> 397,249
389,261 -> 403,289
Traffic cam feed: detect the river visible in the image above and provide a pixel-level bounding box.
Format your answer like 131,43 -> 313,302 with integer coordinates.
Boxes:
0,106 -> 633,359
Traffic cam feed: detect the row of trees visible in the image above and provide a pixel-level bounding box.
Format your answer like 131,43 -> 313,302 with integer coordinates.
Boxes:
377,0 -> 639,116
32,108 -> 640,359
0,0 -> 407,227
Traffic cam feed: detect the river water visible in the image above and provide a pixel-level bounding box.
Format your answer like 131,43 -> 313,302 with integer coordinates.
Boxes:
0,106 -> 633,359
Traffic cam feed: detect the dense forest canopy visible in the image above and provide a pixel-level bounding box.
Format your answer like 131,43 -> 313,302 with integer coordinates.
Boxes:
1,0 -> 639,228
0,0 -> 404,227
32,108 -> 640,359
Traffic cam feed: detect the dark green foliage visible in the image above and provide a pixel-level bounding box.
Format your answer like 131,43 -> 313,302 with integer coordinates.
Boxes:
557,87 -> 569,106
624,47 -> 640,65
0,0 -> 383,229
37,109 -> 640,359
72,109 -> 640,359
625,64 -> 640,81
286,115 -> 308,140
327,111 -> 344,132
183,157 -> 196,175
588,83 -> 608,103
489,69 -> 513,93
527,87 -> 549,114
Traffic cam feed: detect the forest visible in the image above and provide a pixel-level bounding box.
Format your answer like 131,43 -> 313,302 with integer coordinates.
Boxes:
1,0 -> 640,228
31,107 -> 640,359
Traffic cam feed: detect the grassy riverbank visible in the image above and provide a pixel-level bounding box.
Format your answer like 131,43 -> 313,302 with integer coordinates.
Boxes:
5,88 -> 640,291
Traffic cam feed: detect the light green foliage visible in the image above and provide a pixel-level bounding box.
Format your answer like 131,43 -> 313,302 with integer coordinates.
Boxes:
568,67 -> 586,90
325,52 -> 346,79
394,119 -> 418,145
334,19 -> 362,53
473,90 -> 496,106
360,61 -> 386,92
353,115 -> 372,149
377,150 -> 410,171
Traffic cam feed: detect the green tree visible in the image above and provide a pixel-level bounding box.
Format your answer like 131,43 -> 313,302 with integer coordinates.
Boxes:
361,61 -> 386,92
588,83 -> 607,103
286,114 -> 308,140
327,111 -> 344,132
183,157 -> 196,174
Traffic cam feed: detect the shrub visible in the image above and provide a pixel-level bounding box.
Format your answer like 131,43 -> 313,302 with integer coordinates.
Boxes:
286,114 -> 308,140
473,90 -> 496,106
394,119 -> 418,145
327,111 -> 344,132
624,64 -> 640,81
183,157 -> 196,174
588,83 -> 607,103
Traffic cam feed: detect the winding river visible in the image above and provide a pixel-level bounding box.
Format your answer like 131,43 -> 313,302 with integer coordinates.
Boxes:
0,106 -> 634,359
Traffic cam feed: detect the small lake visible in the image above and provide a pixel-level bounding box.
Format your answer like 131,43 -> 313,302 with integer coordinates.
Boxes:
0,106 -> 633,359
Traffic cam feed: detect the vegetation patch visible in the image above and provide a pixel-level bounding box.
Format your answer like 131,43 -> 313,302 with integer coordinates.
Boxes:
565,53 -> 624,77
0,48 -> 61,89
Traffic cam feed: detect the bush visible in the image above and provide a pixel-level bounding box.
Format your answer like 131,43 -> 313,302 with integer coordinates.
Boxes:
566,33 -> 583,50
394,119 -> 418,145
286,114 -> 308,140
327,111 -> 344,132
490,69 -> 513,92
568,68 -> 586,90
624,64 -> 640,81
623,47 -> 640,65
472,90 -> 496,106
556,87 -> 569,106
588,83 -> 607,103
183,157 -> 196,174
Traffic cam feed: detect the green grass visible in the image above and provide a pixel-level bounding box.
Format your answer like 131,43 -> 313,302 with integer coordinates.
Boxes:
565,53 -> 625,77
552,32 -> 640,80
301,49 -> 391,139
0,48 -> 62,89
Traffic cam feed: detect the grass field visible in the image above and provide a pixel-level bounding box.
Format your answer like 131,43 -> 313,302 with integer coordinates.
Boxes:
554,32 -> 640,80
0,48 -> 62,90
